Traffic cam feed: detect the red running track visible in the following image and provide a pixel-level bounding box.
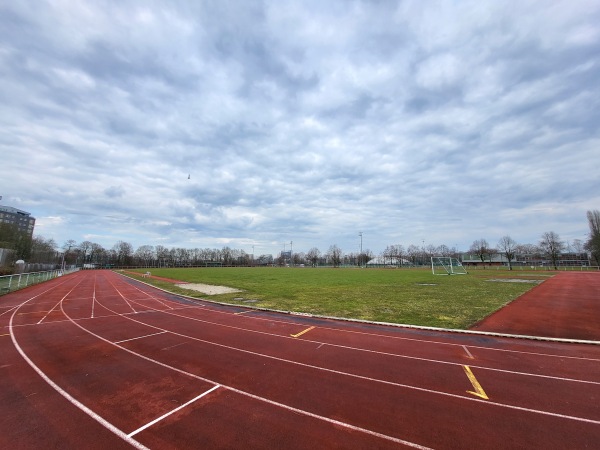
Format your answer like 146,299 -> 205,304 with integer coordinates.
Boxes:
471,272 -> 600,340
1,270 -> 599,449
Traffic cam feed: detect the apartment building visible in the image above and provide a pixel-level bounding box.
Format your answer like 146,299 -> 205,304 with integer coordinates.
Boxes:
0,205 -> 36,237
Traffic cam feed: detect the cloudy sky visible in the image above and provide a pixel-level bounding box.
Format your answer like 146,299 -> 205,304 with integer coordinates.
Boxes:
2,0 -> 599,257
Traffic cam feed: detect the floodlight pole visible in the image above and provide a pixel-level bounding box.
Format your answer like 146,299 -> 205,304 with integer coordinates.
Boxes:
290,241 -> 293,267
359,232 -> 363,268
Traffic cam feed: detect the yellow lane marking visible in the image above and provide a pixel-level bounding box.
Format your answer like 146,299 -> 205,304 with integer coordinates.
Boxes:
463,365 -> 489,400
291,326 -> 315,338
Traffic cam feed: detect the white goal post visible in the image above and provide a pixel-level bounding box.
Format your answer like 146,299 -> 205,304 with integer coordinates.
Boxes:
431,256 -> 468,275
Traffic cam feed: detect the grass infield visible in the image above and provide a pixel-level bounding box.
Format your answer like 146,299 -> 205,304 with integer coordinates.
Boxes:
124,267 -> 551,329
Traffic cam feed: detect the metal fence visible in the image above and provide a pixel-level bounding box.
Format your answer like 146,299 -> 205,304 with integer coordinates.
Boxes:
465,265 -> 600,271
0,268 -> 79,296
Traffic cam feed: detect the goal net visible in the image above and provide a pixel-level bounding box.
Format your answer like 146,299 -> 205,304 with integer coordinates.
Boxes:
431,257 -> 468,275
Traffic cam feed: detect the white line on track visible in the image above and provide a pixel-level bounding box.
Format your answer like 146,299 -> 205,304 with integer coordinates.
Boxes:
122,274 -> 600,362
88,287 -> 600,426
7,278 -> 150,450
462,345 -> 475,359
114,331 -> 168,344
118,298 -> 600,386
59,299 -> 434,449
91,274 -> 96,319
0,305 -> 23,318
127,385 -> 221,438
37,289 -> 78,325
105,277 -> 138,313
161,342 -> 188,351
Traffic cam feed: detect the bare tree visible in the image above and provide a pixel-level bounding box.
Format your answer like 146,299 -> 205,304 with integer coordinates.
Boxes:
90,243 -> 104,264
382,246 -> 395,265
585,210 -> 600,265
470,239 -> 491,263
79,241 -> 93,264
571,239 -> 584,254
112,241 -> 133,266
292,252 -> 306,265
135,245 -> 155,266
516,243 -> 539,255
407,244 -> 420,265
306,247 -> 321,267
498,236 -> 518,270
29,236 -> 58,264
436,244 -> 451,256
539,231 -> 565,270
327,245 -> 342,268
384,244 -> 405,265
390,244 -> 405,265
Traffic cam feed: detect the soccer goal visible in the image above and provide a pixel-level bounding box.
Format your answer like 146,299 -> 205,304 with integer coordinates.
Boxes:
431,256 -> 468,275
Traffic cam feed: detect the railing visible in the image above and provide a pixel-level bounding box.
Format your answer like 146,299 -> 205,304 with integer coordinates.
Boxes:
0,268 -> 79,295
465,265 -> 600,271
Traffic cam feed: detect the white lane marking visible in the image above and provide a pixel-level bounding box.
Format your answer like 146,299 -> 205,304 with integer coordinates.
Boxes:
462,345 -> 474,359
60,299 -> 434,449
105,277 -> 138,313
91,274 -> 97,319
128,385 -> 221,438
162,342 -> 188,351
114,331 -> 167,344
86,290 -> 600,426
0,305 -> 22,318
226,385 -> 433,449
161,291 -> 600,362
37,287 -> 79,324
121,299 -> 600,386
8,283 -> 149,450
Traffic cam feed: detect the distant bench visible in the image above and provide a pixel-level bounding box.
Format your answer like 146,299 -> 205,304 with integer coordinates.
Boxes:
141,272 -> 151,278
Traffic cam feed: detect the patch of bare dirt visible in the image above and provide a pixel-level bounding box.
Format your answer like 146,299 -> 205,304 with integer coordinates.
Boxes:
175,283 -> 242,295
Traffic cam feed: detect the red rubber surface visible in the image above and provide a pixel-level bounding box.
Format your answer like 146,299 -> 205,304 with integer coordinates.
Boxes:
1,270 -> 599,449
471,272 -> 600,340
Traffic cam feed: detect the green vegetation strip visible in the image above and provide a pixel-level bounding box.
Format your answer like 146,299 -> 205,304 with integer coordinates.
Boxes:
123,267 -> 547,329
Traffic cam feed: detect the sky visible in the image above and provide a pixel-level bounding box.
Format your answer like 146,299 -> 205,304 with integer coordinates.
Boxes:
1,0 -> 599,257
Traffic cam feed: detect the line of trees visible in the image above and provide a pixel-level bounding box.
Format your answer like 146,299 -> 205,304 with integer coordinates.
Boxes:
2,210 -> 599,272
467,230 -> 590,270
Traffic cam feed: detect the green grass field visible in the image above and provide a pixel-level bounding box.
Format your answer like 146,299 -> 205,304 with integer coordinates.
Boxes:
123,267 -> 550,329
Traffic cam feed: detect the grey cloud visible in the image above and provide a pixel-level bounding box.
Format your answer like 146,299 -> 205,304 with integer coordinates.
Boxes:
2,1 -> 599,254
104,186 -> 125,198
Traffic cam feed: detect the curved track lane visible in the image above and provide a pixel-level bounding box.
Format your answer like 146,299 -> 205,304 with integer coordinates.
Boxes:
2,270 -> 599,449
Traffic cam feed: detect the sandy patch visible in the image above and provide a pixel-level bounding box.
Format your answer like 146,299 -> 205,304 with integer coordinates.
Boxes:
175,283 -> 242,295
